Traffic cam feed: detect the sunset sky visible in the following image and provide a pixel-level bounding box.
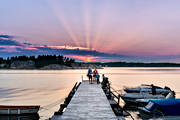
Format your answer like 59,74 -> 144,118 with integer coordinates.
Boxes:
1,0 -> 180,62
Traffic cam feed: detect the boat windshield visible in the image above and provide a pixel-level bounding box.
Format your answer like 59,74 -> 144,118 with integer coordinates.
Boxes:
145,101 -> 154,110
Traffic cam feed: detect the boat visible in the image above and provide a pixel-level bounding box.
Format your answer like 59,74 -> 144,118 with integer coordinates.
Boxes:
120,92 -> 165,105
138,98 -> 180,120
124,84 -> 171,95
0,105 -> 40,115
0,114 -> 40,120
135,91 -> 176,107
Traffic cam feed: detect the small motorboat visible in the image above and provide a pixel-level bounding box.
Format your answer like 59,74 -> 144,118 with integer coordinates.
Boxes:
135,91 -> 176,107
120,92 -> 165,105
0,105 -> 40,115
138,98 -> 180,120
124,84 -> 171,95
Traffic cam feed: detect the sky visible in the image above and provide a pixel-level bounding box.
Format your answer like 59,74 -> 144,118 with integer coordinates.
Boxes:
1,0 -> 180,62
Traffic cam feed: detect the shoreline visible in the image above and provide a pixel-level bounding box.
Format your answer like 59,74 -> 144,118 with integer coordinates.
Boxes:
0,66 -> 103,70
1,66 -> 180,70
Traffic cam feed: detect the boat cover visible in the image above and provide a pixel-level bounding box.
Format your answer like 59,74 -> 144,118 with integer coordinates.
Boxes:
149,98 -> 180,115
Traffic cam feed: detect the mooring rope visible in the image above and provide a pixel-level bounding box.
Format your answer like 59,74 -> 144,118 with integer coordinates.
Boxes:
123,109 -> 135,120
38,98 -> 65,120
39,98 -> 65,111
111,89 -> 123,94
39,82 -> 79,112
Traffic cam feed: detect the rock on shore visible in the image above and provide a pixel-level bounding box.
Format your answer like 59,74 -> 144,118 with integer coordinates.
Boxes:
41,63 -> 102,70
10,60 -> 35,69
40,64 -> 71,70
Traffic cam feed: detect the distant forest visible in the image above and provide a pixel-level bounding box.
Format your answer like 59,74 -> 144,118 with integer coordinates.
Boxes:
1,55 -> 180,68
0,55 -> 75,68
96,62 -> 180,67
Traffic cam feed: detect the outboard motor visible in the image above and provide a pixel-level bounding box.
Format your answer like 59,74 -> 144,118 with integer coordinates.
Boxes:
164,86 -> 171,90
151,84 -> 156,95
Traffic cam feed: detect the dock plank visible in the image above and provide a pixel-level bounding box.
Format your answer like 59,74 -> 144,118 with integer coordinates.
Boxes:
52,81 -> 120,120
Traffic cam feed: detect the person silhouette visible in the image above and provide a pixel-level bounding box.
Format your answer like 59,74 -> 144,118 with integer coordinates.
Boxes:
87,67 -> 93,84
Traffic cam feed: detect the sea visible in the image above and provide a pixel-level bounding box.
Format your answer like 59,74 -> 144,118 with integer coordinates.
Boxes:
0,67 -> 180,120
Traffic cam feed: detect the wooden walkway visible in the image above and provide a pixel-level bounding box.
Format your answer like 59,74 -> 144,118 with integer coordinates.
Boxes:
51,81 -> 122,120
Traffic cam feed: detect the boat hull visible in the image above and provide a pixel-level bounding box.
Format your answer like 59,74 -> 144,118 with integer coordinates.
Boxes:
139,108 -> 180,120
0,114 -> 39,120
120,94 -> 164,105
0,106 -> 40,115
121,97 -> 137,105
138,107 -> 155,120
124,86 -> 171,96
0,108 -> 39,115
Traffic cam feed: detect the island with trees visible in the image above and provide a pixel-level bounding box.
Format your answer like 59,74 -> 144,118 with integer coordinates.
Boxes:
0,55 -> 101,69
1,55 -> 180,69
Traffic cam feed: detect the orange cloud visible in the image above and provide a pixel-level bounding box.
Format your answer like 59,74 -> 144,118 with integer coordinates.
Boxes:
48,45 -> 90,50
24,47 -> 38,50
66,55 -> 99,62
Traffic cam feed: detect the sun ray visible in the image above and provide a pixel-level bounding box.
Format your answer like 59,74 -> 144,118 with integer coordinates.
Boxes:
48,0 -> 80,47
83,0 -> 91,49
92,2 -> 108,51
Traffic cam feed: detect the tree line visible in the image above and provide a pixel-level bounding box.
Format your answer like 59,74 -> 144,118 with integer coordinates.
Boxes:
0,55 -> 75,68
100,62 -> 180,67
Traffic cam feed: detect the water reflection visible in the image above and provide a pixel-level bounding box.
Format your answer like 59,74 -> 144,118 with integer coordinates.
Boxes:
0,88 -> 33,98
0,68 -> 180,120
129,68 -> 180,71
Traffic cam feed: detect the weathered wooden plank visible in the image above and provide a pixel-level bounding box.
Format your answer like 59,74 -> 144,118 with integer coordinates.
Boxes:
52,81 -> 120,120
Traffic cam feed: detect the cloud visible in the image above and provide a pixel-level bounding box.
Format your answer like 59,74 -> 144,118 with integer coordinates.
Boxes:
0,39 -> 22,46
0,34 -> 180,62
0,48 -> 5,50
0,34 -> 22,46
15,46 -> 180,62
23,42 -> 32,45
1,45 -> 180,62
0,35 -> 13,39
34,46 -> 126,58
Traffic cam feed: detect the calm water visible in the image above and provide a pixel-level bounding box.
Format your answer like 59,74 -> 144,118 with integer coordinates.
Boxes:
0,67 -> 180,120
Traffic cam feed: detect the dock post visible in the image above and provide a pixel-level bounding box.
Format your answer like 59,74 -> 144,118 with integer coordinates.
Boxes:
81,75 -> 83,82
118,94 -> 120,105
108,83 -> 111,99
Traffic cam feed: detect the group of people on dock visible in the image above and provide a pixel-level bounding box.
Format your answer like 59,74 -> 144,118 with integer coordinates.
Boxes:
87,67 -> 100,84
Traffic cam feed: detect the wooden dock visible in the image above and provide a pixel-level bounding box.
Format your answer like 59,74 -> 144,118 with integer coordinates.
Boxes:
51,81 -> 123,120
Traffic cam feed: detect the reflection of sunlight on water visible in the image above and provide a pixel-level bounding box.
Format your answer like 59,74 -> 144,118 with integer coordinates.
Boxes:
0,68 -> 180,119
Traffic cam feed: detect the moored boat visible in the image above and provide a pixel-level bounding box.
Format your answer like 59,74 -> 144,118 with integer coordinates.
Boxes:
0,105 -> 40,115
124,84 -> 171,95
138,98 -> 180,120
120,93 -> 165,105
0,114 -> 40,120
135,91 -> 176,107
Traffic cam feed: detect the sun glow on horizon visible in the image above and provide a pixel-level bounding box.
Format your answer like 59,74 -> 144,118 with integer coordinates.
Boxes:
48,45 -> 90,50
66,55 -> 99,62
